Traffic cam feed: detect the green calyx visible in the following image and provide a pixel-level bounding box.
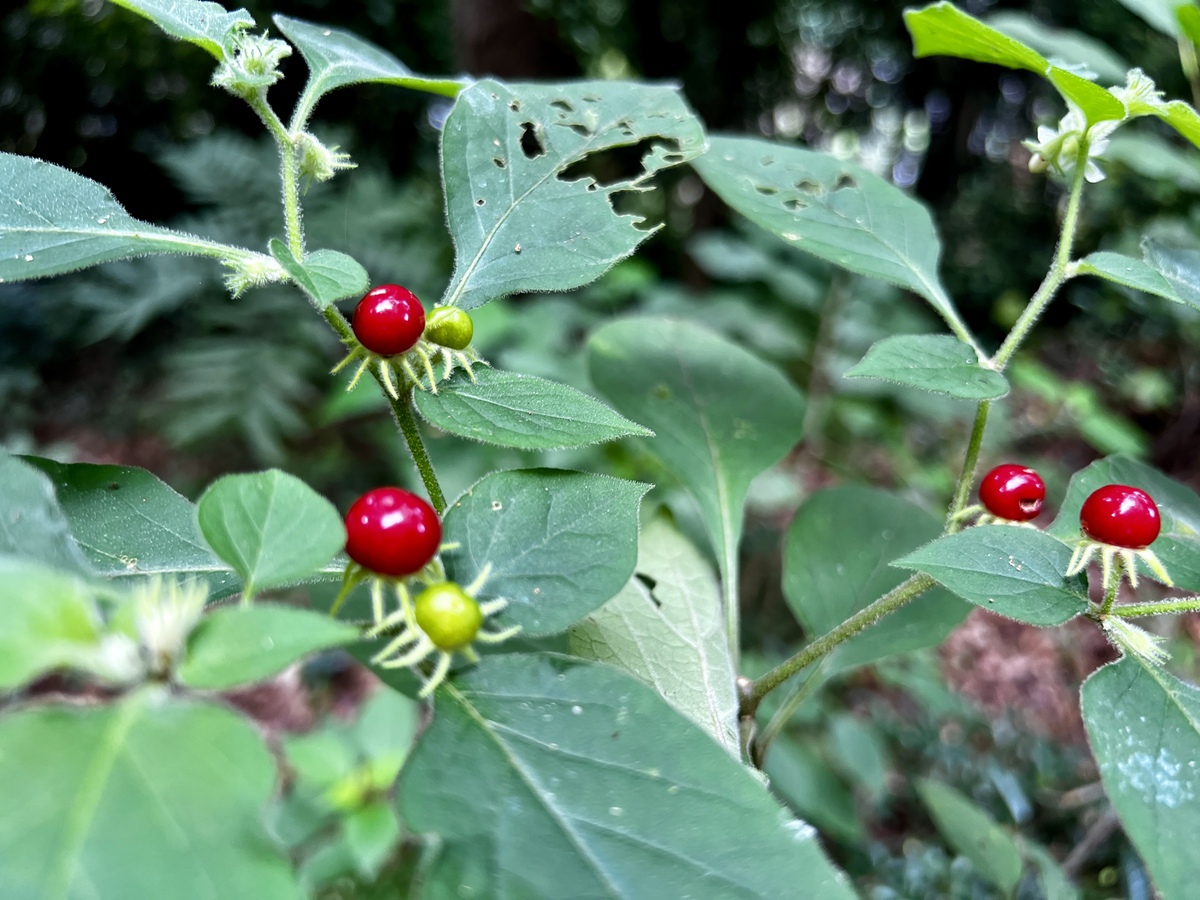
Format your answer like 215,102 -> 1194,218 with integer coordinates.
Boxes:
424,306 -> 474,350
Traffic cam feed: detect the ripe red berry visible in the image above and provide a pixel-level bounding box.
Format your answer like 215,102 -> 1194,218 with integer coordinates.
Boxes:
352,285 -> 426,356
1080,484 -> 1161,549
979,464 -> 1045,521
344,487 -> 441,577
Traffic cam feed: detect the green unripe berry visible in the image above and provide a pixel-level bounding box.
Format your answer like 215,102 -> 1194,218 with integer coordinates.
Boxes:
414,582 -> 483,651
424,306 -> 474,350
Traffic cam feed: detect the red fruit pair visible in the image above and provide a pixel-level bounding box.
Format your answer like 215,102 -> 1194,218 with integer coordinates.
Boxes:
344,487 -> 441,577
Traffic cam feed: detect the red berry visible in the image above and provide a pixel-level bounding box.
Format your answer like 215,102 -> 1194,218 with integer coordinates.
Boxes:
344,487 -> 441,577
979,464 -> 1045,521
352,285 -> 425,356
1080,484 -> 1161,549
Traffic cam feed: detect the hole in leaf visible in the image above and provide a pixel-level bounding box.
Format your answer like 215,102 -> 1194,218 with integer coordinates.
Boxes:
568,123 -> 593,138
519,122 -> 544,158
551,99 -> 574,113
634,572 -> 660,606
755,184 -> 777,196
557,138 -> 680,188
475,198 -> 485,206
761,157 -> 775,166
795,179 -> 821,195
509,99 -> 520,112
493,157 -> 506,168
832,173 -> 856,191
663,152 -> 685,163
783,198 -> 807,211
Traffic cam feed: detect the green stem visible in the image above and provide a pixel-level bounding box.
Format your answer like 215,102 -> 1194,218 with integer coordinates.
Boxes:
1112,597 -> 1200,617
322,307 -> 447,513
246,89 -> 305,260
744,574 -> 935,714
752,658 -> 829,768
1100,556 -> 1125,616
946,400 -> 991,533
991,140 -> 1090,370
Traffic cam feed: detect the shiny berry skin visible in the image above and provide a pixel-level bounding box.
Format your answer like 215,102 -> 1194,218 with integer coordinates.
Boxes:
424,306 -> 474,350
343,488 -> 441,577
979,464 -> 1045,521
415,582 -> 483,651
352,285 -> 426,356
1080,484 -> 1161,549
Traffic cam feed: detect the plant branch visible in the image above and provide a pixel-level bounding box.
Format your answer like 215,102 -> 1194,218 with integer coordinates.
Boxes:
246,89 -> 305,260
751,658 -> 829,768
946,400 -> 991,533
743,573 -> 935,716
991,140 -> 1090,370
1112,597 -> 1200,617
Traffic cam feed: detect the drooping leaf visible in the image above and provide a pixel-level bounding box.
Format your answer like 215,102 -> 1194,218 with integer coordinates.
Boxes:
904,3 -> 1125,125
178,603 -> 360,689
415,367 -> 653,451
268,239 -> 369,309
1083,655 -> 1200,900
343,801 -> 402,880
986,12 -> 1129,83
23,457 -> 240,597
399,653 -> 855,899
0,152 -> 264,284
439,80 -> 705,310
0,455 -> 92,576
844,334 -> 1009,400
0,690 -> 301,900
441,469 -> 649,636
109,0 -> 253,59
1048,455 -> 1200,590
783,487 -> 969,672
692,136 -> 979,352
589,317 -> 806,613
0,557 -> 104,690
196,469 -> 345,600
894,526 -> 1090,626
915,779 -> 1024,894
273,13 -> 464,128
569,517 -> 739,756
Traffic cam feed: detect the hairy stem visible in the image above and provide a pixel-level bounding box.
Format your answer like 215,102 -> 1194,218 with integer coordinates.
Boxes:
1112,597 -> 1200,617
946,400 -> 991,533
247,89 -> 305,260
752,658 -> 829,768
744,574 -> 935,715
1100,556 -> 1124,616
991,140 -> 1089,370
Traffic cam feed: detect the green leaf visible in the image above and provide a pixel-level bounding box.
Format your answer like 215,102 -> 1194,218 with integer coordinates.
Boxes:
23,458 -> 240,598
1115,0 -> 1183,36
783,487 -> 969,672
915,779 -> 1024,893
268,239 -> 368,309
1104,131 -> 1200,191
986,12 -> 1129,83
1179,4 -> 1200,46
273,13 -> 463,127
1142,238 -> 1200,304
825,714 -> 890,803
442,469 -> 649,636
344,801 -> 401,879
0,152 -> 262,284
399,653 -> 855,899
439,79 -> 705,310
0,557 -> 104,690
589,317 -> 806,604
845,334 -> 1009,400
1083,655 -> 1200,900
692,135 -> 978,352
764,736 -> 865,845
1048,455 -> 1200,591
196,469 -> 345,599
415,367 -> 653,450
904,3 -> 1125,125
0,455 -> 92,576
894,526 -> 1090,626
568,517 -> 739,756
1075,250 -> 1200,308
0,690 -> 301,900
1158,100 -> 1200,151
109,0 -> 253,59
178,603 -> 360,689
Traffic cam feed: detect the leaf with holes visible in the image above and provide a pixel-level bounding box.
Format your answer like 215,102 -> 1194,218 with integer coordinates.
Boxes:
0,152 -> 265,284
438,79 -> 705,310
588,317 -> 806,617
568,517 -> 739,756
109,0 -> 253,59
0,690 -> 301,899
904,3 -> 1125,126
415,367 -> 653,450
442,469 -> 649,636
1083,655 -> 1200,900
0,454 -> 92,576
845,334 -> 1009,400
783,487 -> 969,672
692,136 -> 979,353
1048,455 -> 1200,591
400,653 -> 855,899
269,239 -> 368,309
273,13 -> 464,128
23,457 -> 241,598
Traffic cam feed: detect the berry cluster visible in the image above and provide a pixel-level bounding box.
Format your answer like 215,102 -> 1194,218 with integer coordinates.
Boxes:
338,486 -> 518,697
332,284 -> 481,397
